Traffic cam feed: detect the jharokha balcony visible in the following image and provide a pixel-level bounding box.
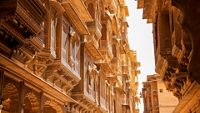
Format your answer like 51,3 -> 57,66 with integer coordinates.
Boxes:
0,0 -> 142,113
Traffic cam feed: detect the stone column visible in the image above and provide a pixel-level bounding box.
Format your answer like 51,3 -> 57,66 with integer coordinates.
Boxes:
79,35 -> 86,91
39,92 -> 44,113
56,12 -> 63,60
44,11 -> 51,50
19,81 -> 25,113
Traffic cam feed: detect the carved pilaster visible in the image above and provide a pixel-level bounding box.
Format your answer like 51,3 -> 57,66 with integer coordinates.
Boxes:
56,13 -> 63,60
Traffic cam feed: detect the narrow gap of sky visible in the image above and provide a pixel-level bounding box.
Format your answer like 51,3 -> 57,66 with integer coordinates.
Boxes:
125,0 -> 156,112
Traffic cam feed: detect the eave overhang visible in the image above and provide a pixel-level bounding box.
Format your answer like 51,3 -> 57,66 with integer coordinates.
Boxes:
67,0 -> 93,22
50,0 -> 90,35
0,0 -> 47,37
137,0 -> 156,23
62,2 -> 89,35
143,0 -> 152,19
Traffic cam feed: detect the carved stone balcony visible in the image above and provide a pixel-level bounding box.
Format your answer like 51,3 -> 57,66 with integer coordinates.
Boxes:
42,59 -> 81,95
119,40 -> 129,54
71,92 -> 99,112
61,0 -> 92,35
168,72 -> 193,99
114,76 -> 124,93
162,57 -> 193,99
0,54 -> 77,103
26,50 -> 54,76
122,66 -> 129,76
0,32 -> 46,70
0,0 -> 47,66
99,40 -> 113,61
99,62 -> 113,75
172,44 -> 184,61
84,19 -> 102,59
106,73 -> 117,82
137,0 -> 156,22
67,0 -> 92,22
85,35 -> 103,61
111,57 -> 121,75
155,54 -> 168,77
0,0 -> 47,38
87,20 -> 102,39
130,82 -> 139,92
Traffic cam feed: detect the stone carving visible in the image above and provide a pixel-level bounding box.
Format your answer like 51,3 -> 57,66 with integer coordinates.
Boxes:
24,92 -> 39,113
44,100 -> 63,113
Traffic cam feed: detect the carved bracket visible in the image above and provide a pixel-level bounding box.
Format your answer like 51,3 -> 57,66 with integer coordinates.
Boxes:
42,63 -> 79,95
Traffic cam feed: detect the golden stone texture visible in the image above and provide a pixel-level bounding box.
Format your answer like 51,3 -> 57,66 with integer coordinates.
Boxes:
0,0 -> 140,113
138,0 -> 200,112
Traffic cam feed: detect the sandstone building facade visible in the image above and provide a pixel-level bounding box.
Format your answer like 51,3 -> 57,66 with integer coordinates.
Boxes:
138,0 -> 200,112
142,74 -> 178,113
142,75 -> 159,113
0,0 -> 140,113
